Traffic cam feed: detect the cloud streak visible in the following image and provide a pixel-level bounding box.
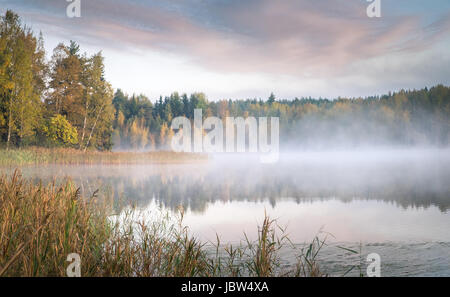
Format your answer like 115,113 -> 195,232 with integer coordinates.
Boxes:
2,0 -> 450,98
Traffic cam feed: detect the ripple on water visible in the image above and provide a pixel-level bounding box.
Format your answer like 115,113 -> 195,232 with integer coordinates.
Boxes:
279,241 -> 450,277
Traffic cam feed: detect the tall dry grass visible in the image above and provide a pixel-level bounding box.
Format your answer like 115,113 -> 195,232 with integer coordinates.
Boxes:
0,170 -> 327,277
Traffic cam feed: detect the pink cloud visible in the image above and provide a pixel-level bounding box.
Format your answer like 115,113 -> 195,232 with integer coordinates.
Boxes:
7,0 -> 450,78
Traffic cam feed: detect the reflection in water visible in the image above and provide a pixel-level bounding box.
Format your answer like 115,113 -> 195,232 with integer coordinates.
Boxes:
15,149 -> 450,213
4,149 -> 450,276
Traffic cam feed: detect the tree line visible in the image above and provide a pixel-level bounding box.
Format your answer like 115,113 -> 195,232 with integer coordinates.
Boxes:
113,86 -> 450,150
1,10 -> 449,151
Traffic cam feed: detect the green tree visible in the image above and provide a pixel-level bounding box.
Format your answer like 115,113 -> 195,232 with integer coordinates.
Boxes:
268,92 -> 276,105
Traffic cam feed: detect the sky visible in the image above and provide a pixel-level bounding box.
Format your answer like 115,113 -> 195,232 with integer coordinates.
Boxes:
1,0 -> 450,101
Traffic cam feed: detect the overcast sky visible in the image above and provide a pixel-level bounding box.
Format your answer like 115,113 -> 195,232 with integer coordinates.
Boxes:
1,0 -> 450,101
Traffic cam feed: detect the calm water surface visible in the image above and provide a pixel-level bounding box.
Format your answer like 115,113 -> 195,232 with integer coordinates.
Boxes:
5,149 -> 450,276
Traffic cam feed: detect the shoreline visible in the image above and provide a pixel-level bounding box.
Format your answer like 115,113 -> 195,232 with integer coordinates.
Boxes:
0,148 -> 208,166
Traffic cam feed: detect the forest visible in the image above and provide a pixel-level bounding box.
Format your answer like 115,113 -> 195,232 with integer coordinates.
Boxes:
1,10 -> 449,151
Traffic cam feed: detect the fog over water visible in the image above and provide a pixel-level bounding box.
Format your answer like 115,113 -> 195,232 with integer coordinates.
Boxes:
14,148 -> 450,237
8,147 -> 450,276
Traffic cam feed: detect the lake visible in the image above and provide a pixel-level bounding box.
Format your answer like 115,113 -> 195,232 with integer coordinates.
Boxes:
6,148 -> 450,276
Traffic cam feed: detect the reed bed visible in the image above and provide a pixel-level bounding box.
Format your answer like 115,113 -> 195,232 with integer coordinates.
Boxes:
0,148 -> 207,166
0,170 -> 328,277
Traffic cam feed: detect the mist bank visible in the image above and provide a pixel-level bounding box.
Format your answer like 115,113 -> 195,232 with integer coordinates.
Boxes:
14,148 -> 450,213
112,85 -> 450,152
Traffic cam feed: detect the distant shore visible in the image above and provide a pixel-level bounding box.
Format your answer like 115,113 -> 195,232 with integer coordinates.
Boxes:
0,148 -> 208,166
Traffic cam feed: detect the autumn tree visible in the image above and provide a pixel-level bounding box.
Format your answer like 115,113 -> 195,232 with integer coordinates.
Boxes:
47,41 -> 83,123
43,114 -> 78,147
0,10 -> 46,148
80,52 -> 114,151
46,41 -> 113,151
